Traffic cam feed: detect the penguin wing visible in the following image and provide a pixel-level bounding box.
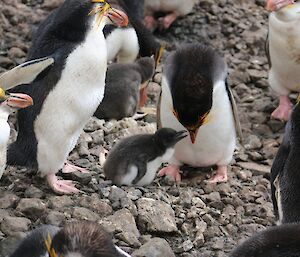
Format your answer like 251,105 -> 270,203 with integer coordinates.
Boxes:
270,121 -> 291,219
225,81 -> 243,144
0,57 -> 54,90
156,89 -> 162,129
132,160 -> 147,184
265,32 -> 271,68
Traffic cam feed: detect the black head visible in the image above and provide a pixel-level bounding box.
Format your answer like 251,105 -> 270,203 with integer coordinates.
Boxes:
136,57 -> 155,83
164,43 -> 226,143
154,128 -> 187,149
50,221 -> 126,257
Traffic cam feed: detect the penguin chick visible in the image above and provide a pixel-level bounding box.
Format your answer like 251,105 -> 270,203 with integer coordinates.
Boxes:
0,92 -> 33,179
7,0 -> 128,194
94,57 -> 155,120
158,43 -> 238,183
144,0 -> 200,31
270,97 -> 300,224
229,223 -> 300,257
9,221 -> 131,257
104,128 -> 187,186
266,0 -> 300,121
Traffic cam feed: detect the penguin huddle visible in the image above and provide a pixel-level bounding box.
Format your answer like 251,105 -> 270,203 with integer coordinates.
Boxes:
3,0 -> 300,256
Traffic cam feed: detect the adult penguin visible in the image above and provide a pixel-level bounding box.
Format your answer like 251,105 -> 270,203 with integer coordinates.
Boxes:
157,43 -> 241,183
270,95 -> 300,224
229,223 -> 300,257
9,221 -> 131,257
0,57 -> 54,179
7,0 -> 128,194
266,0 -> 300,121
104,0 -> 162,64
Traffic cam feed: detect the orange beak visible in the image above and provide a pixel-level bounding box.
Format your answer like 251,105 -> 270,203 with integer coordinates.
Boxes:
106,8 -> 128,27
6,93 -> 33,109
188,128 -> 199,144
266,0 -> 295,11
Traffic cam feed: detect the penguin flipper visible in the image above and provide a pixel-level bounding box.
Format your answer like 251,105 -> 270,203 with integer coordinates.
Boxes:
132,161 -> 147,185
156,89 -> 162,129
270,121 -> 291,219
0,57 -> 54,90
225,81 -> 243,144
265,31 -> 271,68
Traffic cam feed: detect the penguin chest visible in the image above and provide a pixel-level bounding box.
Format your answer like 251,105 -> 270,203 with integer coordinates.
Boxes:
0,120 -> 10,177
34,30 -> 107,165
106,28 -> 139,63
160,83 -> 236,167
269,6 -> 300,92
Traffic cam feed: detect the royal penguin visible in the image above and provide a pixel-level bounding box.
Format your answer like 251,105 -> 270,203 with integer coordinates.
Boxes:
229,223 -> 300,257
0,57 -> 54,179
0,91 -> 33,179
270,96 -> 300,224
7,0 -> 128,194
104,0 -> 162,64
266,0 -> 300,121
104,128 -> 187,186
9,221 -> 131,257
144,0 -> 200,31
157,43 -> 241,183
94,57 -> 155,120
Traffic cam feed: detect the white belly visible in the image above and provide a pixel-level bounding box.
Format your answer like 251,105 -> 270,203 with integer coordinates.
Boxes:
268,3 -> 300,94
35,29 -> 107,176
160,78 -> 236,167
106,28 -> 139,63
0,119 -> 10,179
144,0 -> 197,16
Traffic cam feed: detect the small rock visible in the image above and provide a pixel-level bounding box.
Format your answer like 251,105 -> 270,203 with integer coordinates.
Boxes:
1,217 -> 31,236
137,198 -> 177,233
132,238 -> 175,257
46,211 -> 65,226
49,195 -> 74,209
72,207 -> 100,221
16,198 -> 47,220
0,193 -> 19,209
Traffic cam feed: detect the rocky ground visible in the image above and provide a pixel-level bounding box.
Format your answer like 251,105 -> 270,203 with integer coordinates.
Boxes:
0,0 -> 286,256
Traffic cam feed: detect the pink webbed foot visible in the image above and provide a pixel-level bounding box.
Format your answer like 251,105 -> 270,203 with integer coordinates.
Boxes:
158,164 -> 181,182
207,165 -> 228,184
271,95 -> 292,121
158,12 -> 178,30
62,161 -> 89,174
144,15 -> 157,31
47,173 -> 80,194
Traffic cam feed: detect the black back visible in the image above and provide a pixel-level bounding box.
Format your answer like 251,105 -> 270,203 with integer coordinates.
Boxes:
271,103 -> 300,224
229,223 -> 300,257
7,0 -> 95,167
104,128 -> 182,185
9,225 -> 59,257
94,57 -> 154,120
164,43 -> 227,128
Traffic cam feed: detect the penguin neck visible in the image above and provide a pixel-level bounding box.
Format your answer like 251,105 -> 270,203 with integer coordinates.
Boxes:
153,135 -> 167,154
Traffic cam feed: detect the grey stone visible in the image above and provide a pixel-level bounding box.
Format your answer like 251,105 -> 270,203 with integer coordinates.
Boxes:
72,207 -> 100,221
132,238 -> 175,257
1,217 -> 31,235
16,198 -> 47,220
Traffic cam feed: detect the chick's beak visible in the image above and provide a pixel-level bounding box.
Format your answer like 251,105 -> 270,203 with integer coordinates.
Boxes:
266,0 -> 295,11
175,130 -> 188,142
188,128 -> 199,144
6,93 -> 33,109
107,8 -> 128,27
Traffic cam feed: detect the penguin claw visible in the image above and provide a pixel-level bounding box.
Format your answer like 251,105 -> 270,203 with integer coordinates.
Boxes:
157,13 -> 178,31
47,174 -> 80,194
158,165 -> 181,182
206,166 -> 228,184
271,95 -> 292,121
144,15 -> 157,31
62,161 -> 89,174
